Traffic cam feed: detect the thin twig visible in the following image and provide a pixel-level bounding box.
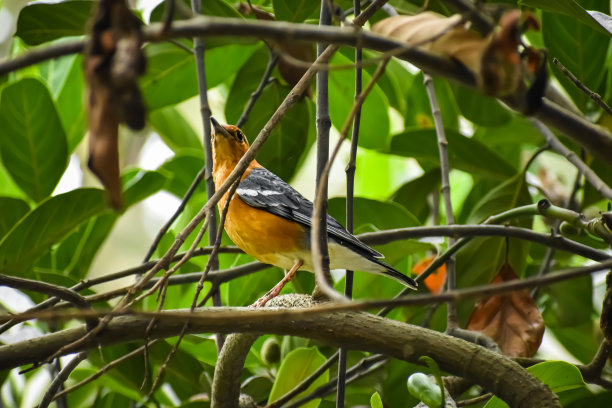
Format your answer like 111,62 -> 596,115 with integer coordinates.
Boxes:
53,341 -> 158,401
38,351 -> 88,408
531,119 -> 612,201
553,58 -> 612,115
338,0 -> 363,401
142,167 -> 206,263
190,0 -> 222,353
236,48 -> 279,128
266,350 -> 340,408
312,0 -> 334,301
311,58 -> 390,302
456,393 -> 493,407
424,73 -> 458,330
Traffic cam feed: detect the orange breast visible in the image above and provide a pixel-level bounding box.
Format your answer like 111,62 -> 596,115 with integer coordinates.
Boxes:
222,195 -> 307,265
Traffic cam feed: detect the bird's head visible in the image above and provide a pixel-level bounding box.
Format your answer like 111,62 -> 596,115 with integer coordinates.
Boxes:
211,117 -> 250,166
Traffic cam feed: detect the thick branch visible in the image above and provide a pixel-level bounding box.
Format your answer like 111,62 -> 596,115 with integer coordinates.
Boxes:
1,306 -> 558,408
3,17 -> 611,162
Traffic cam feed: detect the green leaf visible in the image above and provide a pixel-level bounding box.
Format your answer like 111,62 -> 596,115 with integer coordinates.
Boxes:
16,1 -> 94,45
0,188 -> 107,275
53,55 -> 86,151
370,391 -> 383,408
389,168 -> 441,223
404,74 -> 460,130
484,361 -> 585,407
226,46 -> 310,180
389,128 -> 517,180
268,347 -> 329,408
407,372 -> 443,408
528,361 -> 585,393
519,0 -> 612,36
150,107 -> 202,153
142,42 -> 256,110
150,0 -> 242,21
272,0 -> 320,22
451,84 -> 512,126
159,151 -> 206,197
541,1 -> 610,111
457,173 -> 532,289
542,276 -> 593,327
0,197 -> 29,239
141,43 -> 197,110
41,213 -> 116,280
329,52 -> 390,149
0,78 -> 68,202
122,169 -> 167,208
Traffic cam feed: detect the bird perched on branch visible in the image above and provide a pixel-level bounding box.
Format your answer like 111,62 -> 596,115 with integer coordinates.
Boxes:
210,118 -> 417,306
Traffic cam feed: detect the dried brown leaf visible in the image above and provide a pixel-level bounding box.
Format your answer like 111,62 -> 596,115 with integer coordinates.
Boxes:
371,11 -> 541,97
467,263 -> 544,357
85,0 -> 147,209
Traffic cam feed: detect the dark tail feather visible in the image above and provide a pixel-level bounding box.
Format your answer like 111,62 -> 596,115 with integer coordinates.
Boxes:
370,257 -> 418,290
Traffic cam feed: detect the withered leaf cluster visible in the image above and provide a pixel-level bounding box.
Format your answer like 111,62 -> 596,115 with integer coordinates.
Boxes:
85,0 -> 147,209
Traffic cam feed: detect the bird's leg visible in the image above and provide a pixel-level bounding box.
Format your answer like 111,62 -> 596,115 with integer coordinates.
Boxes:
251,260 -> 303,307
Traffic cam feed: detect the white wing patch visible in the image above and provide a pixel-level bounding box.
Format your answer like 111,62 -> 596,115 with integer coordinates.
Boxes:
237,188 -> 283,197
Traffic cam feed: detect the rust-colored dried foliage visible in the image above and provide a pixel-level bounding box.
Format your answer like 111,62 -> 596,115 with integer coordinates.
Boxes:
467,263 -> 545,357
371,10 -> 541,97
238,2 -> 314,91
412,255 -> 446,294
85,0 -> 146,209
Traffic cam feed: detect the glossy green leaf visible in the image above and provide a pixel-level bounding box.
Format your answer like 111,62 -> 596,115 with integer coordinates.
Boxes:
54,55 -> 86,151
519,0 -> 612,36
542,2 -> 610,111
549,323 -> 601,364
273,0 -> 320,22
0,78 -> 68,202
150,107 -> 202,152
484,361 -> 585,407
451,84 -> 512,126
0,188 -> 107,275
150,0 -> 242,21
268,347 -> 329,408
141,43 -> 197,110
16,1 -> 94,45
389,128 -> 517,180
457,173 -> 532,289
407,372 -> 443,408
159,151 -> 206,197
542,276 -> 593,327
42,213 -> 116,280
370,391 -> 383,408
226,46 -> 310,180
389,168 -> 441,223
0,197 -> 29,239
329,52 -> 390,149
39,53 -> 87,151
404,74 -> 460,130
122,169 -> 167,208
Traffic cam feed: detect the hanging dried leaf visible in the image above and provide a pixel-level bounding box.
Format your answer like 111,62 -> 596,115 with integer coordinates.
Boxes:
85,0 -> 147,210
238,2 -> 314,92
412,255 -> 446,294
371,11 -> 542,97
466,263 -> 544,357
601,271 -> 612,341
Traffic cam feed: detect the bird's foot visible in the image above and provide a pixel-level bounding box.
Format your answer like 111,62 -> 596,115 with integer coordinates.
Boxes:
251,260 -> 303,307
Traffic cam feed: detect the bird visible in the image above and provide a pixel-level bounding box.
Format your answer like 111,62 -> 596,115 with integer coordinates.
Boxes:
210,117 -> 417,306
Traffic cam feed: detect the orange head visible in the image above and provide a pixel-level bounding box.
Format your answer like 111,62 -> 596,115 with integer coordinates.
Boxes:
211,117 -> 250,167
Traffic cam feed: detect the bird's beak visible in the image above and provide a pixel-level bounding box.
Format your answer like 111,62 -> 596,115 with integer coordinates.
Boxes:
210,117 -> 232,139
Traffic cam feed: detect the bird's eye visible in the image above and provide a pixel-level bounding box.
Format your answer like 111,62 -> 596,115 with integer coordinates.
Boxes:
236,130 -> 244,142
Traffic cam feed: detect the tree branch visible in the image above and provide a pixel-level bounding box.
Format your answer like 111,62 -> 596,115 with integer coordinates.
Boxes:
4,304 -> 560,407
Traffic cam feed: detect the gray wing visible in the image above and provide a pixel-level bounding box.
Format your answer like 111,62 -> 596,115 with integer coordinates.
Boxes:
237,168 -> 382,258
